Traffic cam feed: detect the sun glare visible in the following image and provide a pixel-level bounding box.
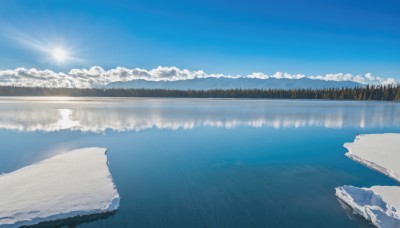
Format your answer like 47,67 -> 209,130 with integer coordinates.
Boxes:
52,47 -> 68,62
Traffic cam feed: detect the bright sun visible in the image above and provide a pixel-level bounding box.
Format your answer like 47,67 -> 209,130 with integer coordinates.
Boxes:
52,47 -> 68,62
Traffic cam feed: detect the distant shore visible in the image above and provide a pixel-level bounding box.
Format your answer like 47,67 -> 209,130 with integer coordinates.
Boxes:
0,85 -> 399,101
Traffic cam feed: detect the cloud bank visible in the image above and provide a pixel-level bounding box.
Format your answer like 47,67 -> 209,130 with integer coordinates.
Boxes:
0,66 -> 398,88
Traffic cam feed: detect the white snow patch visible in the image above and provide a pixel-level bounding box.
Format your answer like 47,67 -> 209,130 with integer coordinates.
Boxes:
0,147 -> 120,227
336,133 -> 400,227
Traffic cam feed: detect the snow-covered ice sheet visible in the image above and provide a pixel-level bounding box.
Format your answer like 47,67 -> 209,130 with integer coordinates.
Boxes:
336,133 -> 400,227
0,147 -> 120,227
344,133 -> 400,182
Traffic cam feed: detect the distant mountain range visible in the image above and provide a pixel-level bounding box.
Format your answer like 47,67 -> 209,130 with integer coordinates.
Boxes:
105,77 -> 363,90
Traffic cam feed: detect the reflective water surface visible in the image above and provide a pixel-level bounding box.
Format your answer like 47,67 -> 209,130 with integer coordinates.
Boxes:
1,97 -> 399,227
1,97 -> 400,132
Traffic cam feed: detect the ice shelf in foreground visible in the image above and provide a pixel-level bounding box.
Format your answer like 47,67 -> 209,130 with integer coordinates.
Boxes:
0,147 -> 120,227
336,133 -> 400,227
344,133 -> 400,182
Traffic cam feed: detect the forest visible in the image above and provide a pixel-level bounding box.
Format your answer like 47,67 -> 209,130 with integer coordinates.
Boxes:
0,85 -> 399,101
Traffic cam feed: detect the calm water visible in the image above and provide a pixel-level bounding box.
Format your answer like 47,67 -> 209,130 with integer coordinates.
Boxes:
1,97 -> 400,228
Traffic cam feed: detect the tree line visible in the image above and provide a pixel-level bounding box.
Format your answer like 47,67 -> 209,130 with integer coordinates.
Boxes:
0,85 -> 399,101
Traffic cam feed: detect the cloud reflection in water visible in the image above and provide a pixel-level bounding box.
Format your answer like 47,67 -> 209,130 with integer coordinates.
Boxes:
0,97 -> 399,133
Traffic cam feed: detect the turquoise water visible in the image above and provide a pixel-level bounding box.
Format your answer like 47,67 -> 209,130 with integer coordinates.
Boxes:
1,98 -> 399,227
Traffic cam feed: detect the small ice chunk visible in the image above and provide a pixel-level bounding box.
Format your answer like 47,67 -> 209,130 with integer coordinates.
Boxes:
0,147 -> 120,227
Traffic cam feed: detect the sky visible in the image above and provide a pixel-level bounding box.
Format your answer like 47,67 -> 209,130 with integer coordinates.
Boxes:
0,0 -> 399,86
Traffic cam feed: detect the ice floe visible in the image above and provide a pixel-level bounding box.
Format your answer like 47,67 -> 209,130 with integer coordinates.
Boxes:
336,185 -> 400,227
344,133 -> 400,182
0,147 -> 120,227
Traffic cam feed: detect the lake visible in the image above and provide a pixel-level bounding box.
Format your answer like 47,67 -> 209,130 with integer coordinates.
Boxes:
1,97 -> 399,228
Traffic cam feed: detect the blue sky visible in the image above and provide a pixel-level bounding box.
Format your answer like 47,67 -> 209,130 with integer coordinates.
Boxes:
0,0 -> 399,77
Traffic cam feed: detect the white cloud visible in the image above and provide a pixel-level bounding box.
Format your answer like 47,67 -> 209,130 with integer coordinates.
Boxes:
307,72 -> 399,85
0,66 -> 398,88
272,72 -> 305,79
246,72 -> 269,79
